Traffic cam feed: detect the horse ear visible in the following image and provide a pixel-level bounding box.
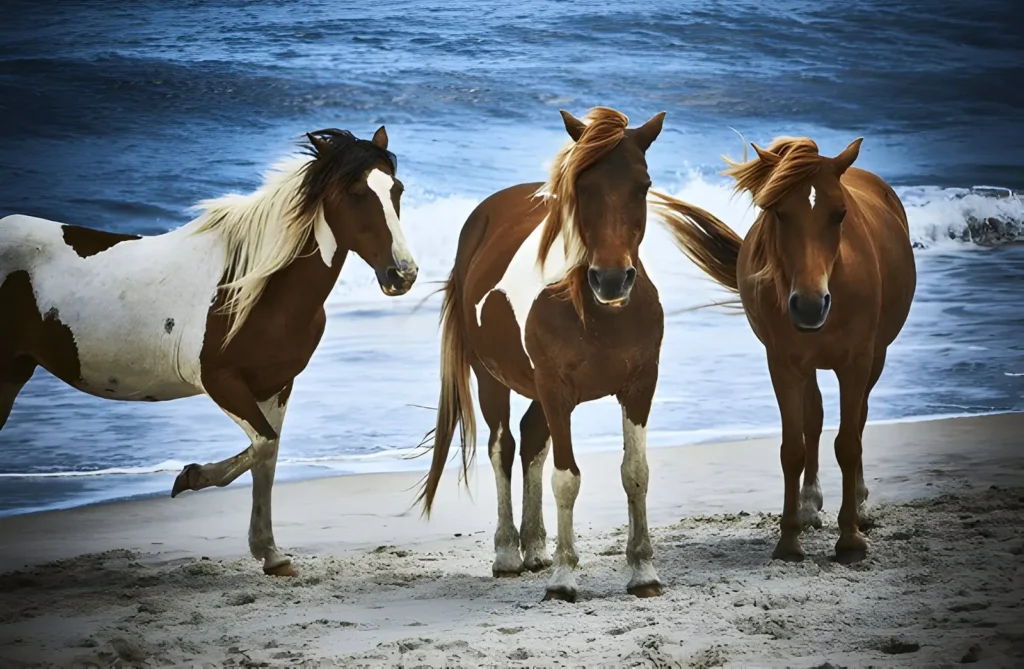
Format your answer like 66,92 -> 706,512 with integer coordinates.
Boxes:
752,143 -> 781,165
559,110 -> 586,142
306,133 -> 332,156
631,111 -> 666,152
833,137 -> 863,175
371,125 -> 389,149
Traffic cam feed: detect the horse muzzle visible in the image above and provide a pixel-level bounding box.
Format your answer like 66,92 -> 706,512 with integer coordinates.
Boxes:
788,290 -> 831,331
588,265 -> 637,307
377,260 -> 418,296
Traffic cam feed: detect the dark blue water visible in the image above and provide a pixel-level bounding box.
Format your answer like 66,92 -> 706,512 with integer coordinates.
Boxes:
1,0 -> 1022,516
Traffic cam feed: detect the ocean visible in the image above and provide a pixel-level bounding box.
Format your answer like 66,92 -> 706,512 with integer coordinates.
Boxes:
1,0 -> 1022,516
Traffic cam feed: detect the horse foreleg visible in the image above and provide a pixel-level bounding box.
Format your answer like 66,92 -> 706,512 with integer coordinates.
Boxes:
767,358 -> 809,561
855,351 -> 887,529
172,370 -> 279,496
248,385 -> 292,575
799,372 -> 825,530
834,360 -> 872,564
519,400 -> 552,572
537,384 -> 579,602
618,374 -> 664,598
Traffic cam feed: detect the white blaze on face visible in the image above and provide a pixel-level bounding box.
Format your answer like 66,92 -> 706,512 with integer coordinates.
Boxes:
366,168 -> 415,270
809,186 -> 817,209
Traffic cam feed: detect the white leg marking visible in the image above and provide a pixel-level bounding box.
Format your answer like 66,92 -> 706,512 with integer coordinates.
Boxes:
248,393 -> 290,571
489,426 -> 523,575
799,475 -> 824,529
521,439 -> 552,571
620,408 -> 662,593
547,467 -> 580,598
366,168 -> 417,271
856,469 -> 873,526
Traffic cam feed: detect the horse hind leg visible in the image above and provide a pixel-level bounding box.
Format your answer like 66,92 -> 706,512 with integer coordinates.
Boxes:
474,363 -> 523,577
0,356 -> 36,430
798,372 -> 824,530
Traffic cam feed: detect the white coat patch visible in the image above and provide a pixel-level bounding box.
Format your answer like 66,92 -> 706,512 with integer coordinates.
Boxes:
366,169 -> 415,269
473,218 -> 576,367
0,214 -> 223,401
809,186 -> 817,209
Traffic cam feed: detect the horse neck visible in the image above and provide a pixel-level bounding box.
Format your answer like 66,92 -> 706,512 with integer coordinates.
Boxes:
259,237 -> 348,320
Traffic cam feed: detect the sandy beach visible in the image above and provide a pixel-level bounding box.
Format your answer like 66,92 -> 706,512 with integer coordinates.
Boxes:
1,413 -> 1023,667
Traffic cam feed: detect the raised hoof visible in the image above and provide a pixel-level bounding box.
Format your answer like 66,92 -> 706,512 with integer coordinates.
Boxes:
523,555 -> 553,573
264,562 -> 298,577
542,586 -> 577,603
771,538 -> 806,563
627,582 -> 665,599
170,463 -> 202,498
835,533 -> 868,564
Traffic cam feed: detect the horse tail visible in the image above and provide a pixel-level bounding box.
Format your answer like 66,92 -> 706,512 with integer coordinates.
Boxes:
648,190 -> 743,296
417,268 -> 476,517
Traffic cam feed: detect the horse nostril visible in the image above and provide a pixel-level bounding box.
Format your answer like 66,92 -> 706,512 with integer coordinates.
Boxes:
788,292 -> 800,314
822,293 -> 831,312
385,267 -> 402,284
623,266 -> 637,288
588,268 -> 601,291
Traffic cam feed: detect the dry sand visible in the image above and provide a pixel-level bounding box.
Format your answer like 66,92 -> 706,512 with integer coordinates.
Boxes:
1,413 -> 1022,667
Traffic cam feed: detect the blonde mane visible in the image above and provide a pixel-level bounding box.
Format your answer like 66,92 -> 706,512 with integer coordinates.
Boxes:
722,136 -> 826,303
193,155 -> 325,347
534,106 -> 630,318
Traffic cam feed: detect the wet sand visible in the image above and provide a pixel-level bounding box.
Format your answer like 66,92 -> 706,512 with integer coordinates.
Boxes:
1,413 -> 1023,667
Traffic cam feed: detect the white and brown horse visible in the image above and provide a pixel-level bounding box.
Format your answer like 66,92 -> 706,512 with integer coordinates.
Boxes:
418,107 -> 727,602
0,127 -> 417,575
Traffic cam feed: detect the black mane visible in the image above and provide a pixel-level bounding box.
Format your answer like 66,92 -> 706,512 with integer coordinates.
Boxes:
294,128 -> 398,219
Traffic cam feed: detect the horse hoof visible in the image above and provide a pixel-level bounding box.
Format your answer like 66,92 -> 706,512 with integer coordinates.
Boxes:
771,539 -> 806,563
523,556 -> 553,573
264,562 -> 298,577
627,581 -> 665,599
492,566 -> 524,578
800,510 -> 823,530
542,586 -> 577,603
171,464 -> 202,498
835,533 -> 868,564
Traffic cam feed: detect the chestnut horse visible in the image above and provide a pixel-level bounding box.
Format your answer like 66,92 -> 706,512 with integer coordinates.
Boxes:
651,136 -> 916,563
418,106 -> 693,603
0,127 -> 417,575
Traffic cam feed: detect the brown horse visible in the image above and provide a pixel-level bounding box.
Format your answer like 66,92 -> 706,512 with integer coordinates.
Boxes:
417,106 -> 710,602
651,136 -> 916,563
0,127 -> 417,576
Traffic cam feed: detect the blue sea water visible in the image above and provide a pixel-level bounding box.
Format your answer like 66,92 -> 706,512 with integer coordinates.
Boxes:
0,0 -> 1022,516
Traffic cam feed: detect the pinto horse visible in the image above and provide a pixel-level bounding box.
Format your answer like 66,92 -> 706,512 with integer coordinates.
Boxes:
651,136 -> 916,563
419,106 -> 714,602
0,127 -> 417,575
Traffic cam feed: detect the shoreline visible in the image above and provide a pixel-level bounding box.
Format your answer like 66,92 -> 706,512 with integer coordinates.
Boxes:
3,412 -> 1022,573
1,412 -> 1022,666
1,408 -> 1018,521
